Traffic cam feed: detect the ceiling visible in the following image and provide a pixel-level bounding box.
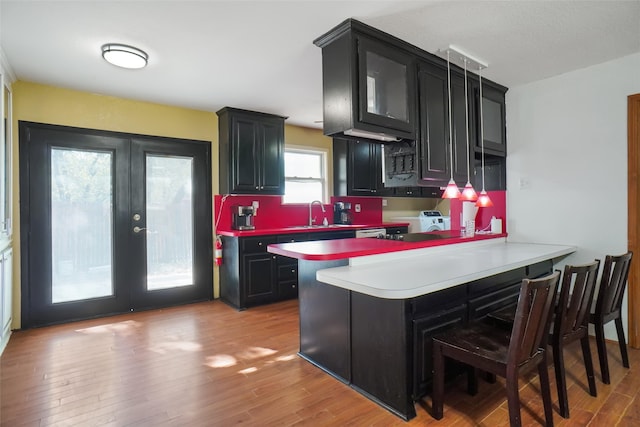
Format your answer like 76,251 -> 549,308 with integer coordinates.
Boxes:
1,1 -> 639,129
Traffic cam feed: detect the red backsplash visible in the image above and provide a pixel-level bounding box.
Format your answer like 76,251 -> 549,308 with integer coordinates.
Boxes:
449,191 -> 507,232
214,195 -> 384,233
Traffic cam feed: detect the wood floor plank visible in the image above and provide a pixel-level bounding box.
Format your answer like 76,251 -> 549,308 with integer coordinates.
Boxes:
2,299 -> 640,426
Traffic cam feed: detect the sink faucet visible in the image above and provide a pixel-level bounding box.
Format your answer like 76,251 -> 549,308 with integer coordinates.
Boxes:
308,200 -> 326,226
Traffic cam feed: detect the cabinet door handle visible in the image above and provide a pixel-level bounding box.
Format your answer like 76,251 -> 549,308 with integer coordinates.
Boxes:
256,186 -> 259,190
258,242 -> 263,246
291,269 -> 295,273
272,256 -> 276,259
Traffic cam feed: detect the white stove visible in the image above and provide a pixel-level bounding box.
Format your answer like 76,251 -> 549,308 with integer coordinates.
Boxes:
391,210 -> 451,233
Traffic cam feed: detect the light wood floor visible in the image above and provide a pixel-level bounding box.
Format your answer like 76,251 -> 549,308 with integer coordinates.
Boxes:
1,299 -> 639,426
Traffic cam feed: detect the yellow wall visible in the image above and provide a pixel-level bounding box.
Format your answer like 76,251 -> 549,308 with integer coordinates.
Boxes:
10,81 -> 330,329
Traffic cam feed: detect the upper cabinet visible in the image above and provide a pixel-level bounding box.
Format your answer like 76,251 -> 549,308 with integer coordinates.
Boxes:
314,20 -> 416,142
333,137 -> 393,196
315,19 -> 508,194
417,62 -> 472,187
473,80 -> 507,157
217,107 -> 286,195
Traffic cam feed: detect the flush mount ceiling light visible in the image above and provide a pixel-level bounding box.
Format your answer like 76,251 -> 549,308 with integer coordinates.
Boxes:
101,43 -> 148,69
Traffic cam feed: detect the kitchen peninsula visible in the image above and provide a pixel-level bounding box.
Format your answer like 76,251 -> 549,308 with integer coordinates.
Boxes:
267,233 -> 575,420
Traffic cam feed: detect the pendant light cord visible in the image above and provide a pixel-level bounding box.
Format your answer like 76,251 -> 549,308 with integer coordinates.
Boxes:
464,58 -> 471,183
479,68 -> 486,192
447,51 -> 454,180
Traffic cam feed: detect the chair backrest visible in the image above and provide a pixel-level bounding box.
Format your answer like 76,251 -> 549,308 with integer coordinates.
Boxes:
554,260 -> 601,337
594,251 -> 633,318
508,271 -> 561,366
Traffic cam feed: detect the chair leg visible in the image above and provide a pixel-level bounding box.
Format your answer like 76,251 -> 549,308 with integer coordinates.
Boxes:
615,317 -> 630,369
538,358 -> 555,427
505,371 -> 522,427
553,341 -> 570,418
580,335 -> 597,396
467,366 -> 478,396
431,343 -> 445,420
594,321 -> 611,384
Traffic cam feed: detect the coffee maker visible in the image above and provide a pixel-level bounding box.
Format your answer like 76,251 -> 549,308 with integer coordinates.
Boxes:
232,205 -> 255,230
333,202 -> 353,225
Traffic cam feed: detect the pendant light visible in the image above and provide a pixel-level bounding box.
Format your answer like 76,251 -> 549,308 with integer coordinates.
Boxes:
460,57 -> 478,201
442,50 -> 460,199
476,65 -> 494,208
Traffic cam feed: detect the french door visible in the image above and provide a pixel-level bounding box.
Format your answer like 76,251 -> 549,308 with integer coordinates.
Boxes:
20,122 -> 212,327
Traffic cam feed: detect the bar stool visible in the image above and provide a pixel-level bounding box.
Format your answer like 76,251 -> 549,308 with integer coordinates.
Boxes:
431,271 -> 560,427
488,261 -> 601,418
589,251 -> 633,384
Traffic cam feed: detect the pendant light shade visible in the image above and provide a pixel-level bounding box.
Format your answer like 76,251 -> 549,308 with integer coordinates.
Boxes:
476,190 -> 494,207
461,181 -> 478,201
443,178 -> 461,199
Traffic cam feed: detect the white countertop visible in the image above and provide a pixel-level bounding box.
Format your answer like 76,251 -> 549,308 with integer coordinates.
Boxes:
316,240 -> 576,299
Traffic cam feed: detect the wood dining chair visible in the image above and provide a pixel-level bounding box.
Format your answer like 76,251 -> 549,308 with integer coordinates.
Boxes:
431,271 -> 560,427
550,261 -> 600,418
487,261 -> 601,418
589,251 -> 633,384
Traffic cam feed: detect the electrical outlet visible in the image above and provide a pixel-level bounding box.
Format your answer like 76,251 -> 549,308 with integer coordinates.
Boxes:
382,199 -> 388,207
252,200 -> 259,209
355,203 -> 361,213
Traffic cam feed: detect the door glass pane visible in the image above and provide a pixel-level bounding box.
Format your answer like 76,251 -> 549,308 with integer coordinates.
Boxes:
51,149 -> 113,303
146,155 -> 193,290
366,51 -> 408,122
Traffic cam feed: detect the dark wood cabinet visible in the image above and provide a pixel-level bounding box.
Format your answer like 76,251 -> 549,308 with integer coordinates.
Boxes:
473,80 -> 507,157
333,137 -> 393,196
276,234 -> 309,300
316,19 -> 508,197
314,20 -> 416,141
417,62 -> 449,185
243,252 -> 277,306
417,61 -> 471,187
220,230 -> 356,310
410,261 -> 553,399
217,107 -> 286,195
473,154 -> 506,191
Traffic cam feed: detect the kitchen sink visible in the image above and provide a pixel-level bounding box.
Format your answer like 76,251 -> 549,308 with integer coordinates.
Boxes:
283,224 -> 354,230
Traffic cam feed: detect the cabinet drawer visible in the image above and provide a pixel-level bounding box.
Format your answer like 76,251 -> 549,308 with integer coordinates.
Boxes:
468,283 -> 521,321
526,260 -> 553,279
467,267 -> 525,297
278,281 -> 298,300
411,284 -> 467,316
277,233 -> 309,244
241,236 -> 277,254
278,264 -> 298,281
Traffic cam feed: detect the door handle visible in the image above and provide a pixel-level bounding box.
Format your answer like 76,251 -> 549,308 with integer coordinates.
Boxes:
133,226 -> 147,233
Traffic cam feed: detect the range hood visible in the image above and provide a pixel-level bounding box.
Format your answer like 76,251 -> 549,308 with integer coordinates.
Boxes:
344,129 -> 402,143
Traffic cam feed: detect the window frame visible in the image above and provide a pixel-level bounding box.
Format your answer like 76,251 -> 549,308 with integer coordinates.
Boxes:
283,145 -> 329,204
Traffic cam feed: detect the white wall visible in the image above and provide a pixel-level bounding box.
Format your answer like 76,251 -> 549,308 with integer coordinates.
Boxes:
506,52 -> 640,339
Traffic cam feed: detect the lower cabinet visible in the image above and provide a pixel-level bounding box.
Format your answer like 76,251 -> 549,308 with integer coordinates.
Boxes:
220,231 -> 354,310
411,260 -> 552,399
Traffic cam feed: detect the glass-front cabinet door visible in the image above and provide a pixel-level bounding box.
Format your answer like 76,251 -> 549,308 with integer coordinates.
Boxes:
474,82 -> 506,156
357,36 -> 416,138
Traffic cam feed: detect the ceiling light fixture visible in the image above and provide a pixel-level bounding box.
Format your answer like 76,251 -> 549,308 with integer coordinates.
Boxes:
442,49 -> 461,199
101,43 -> 148,69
